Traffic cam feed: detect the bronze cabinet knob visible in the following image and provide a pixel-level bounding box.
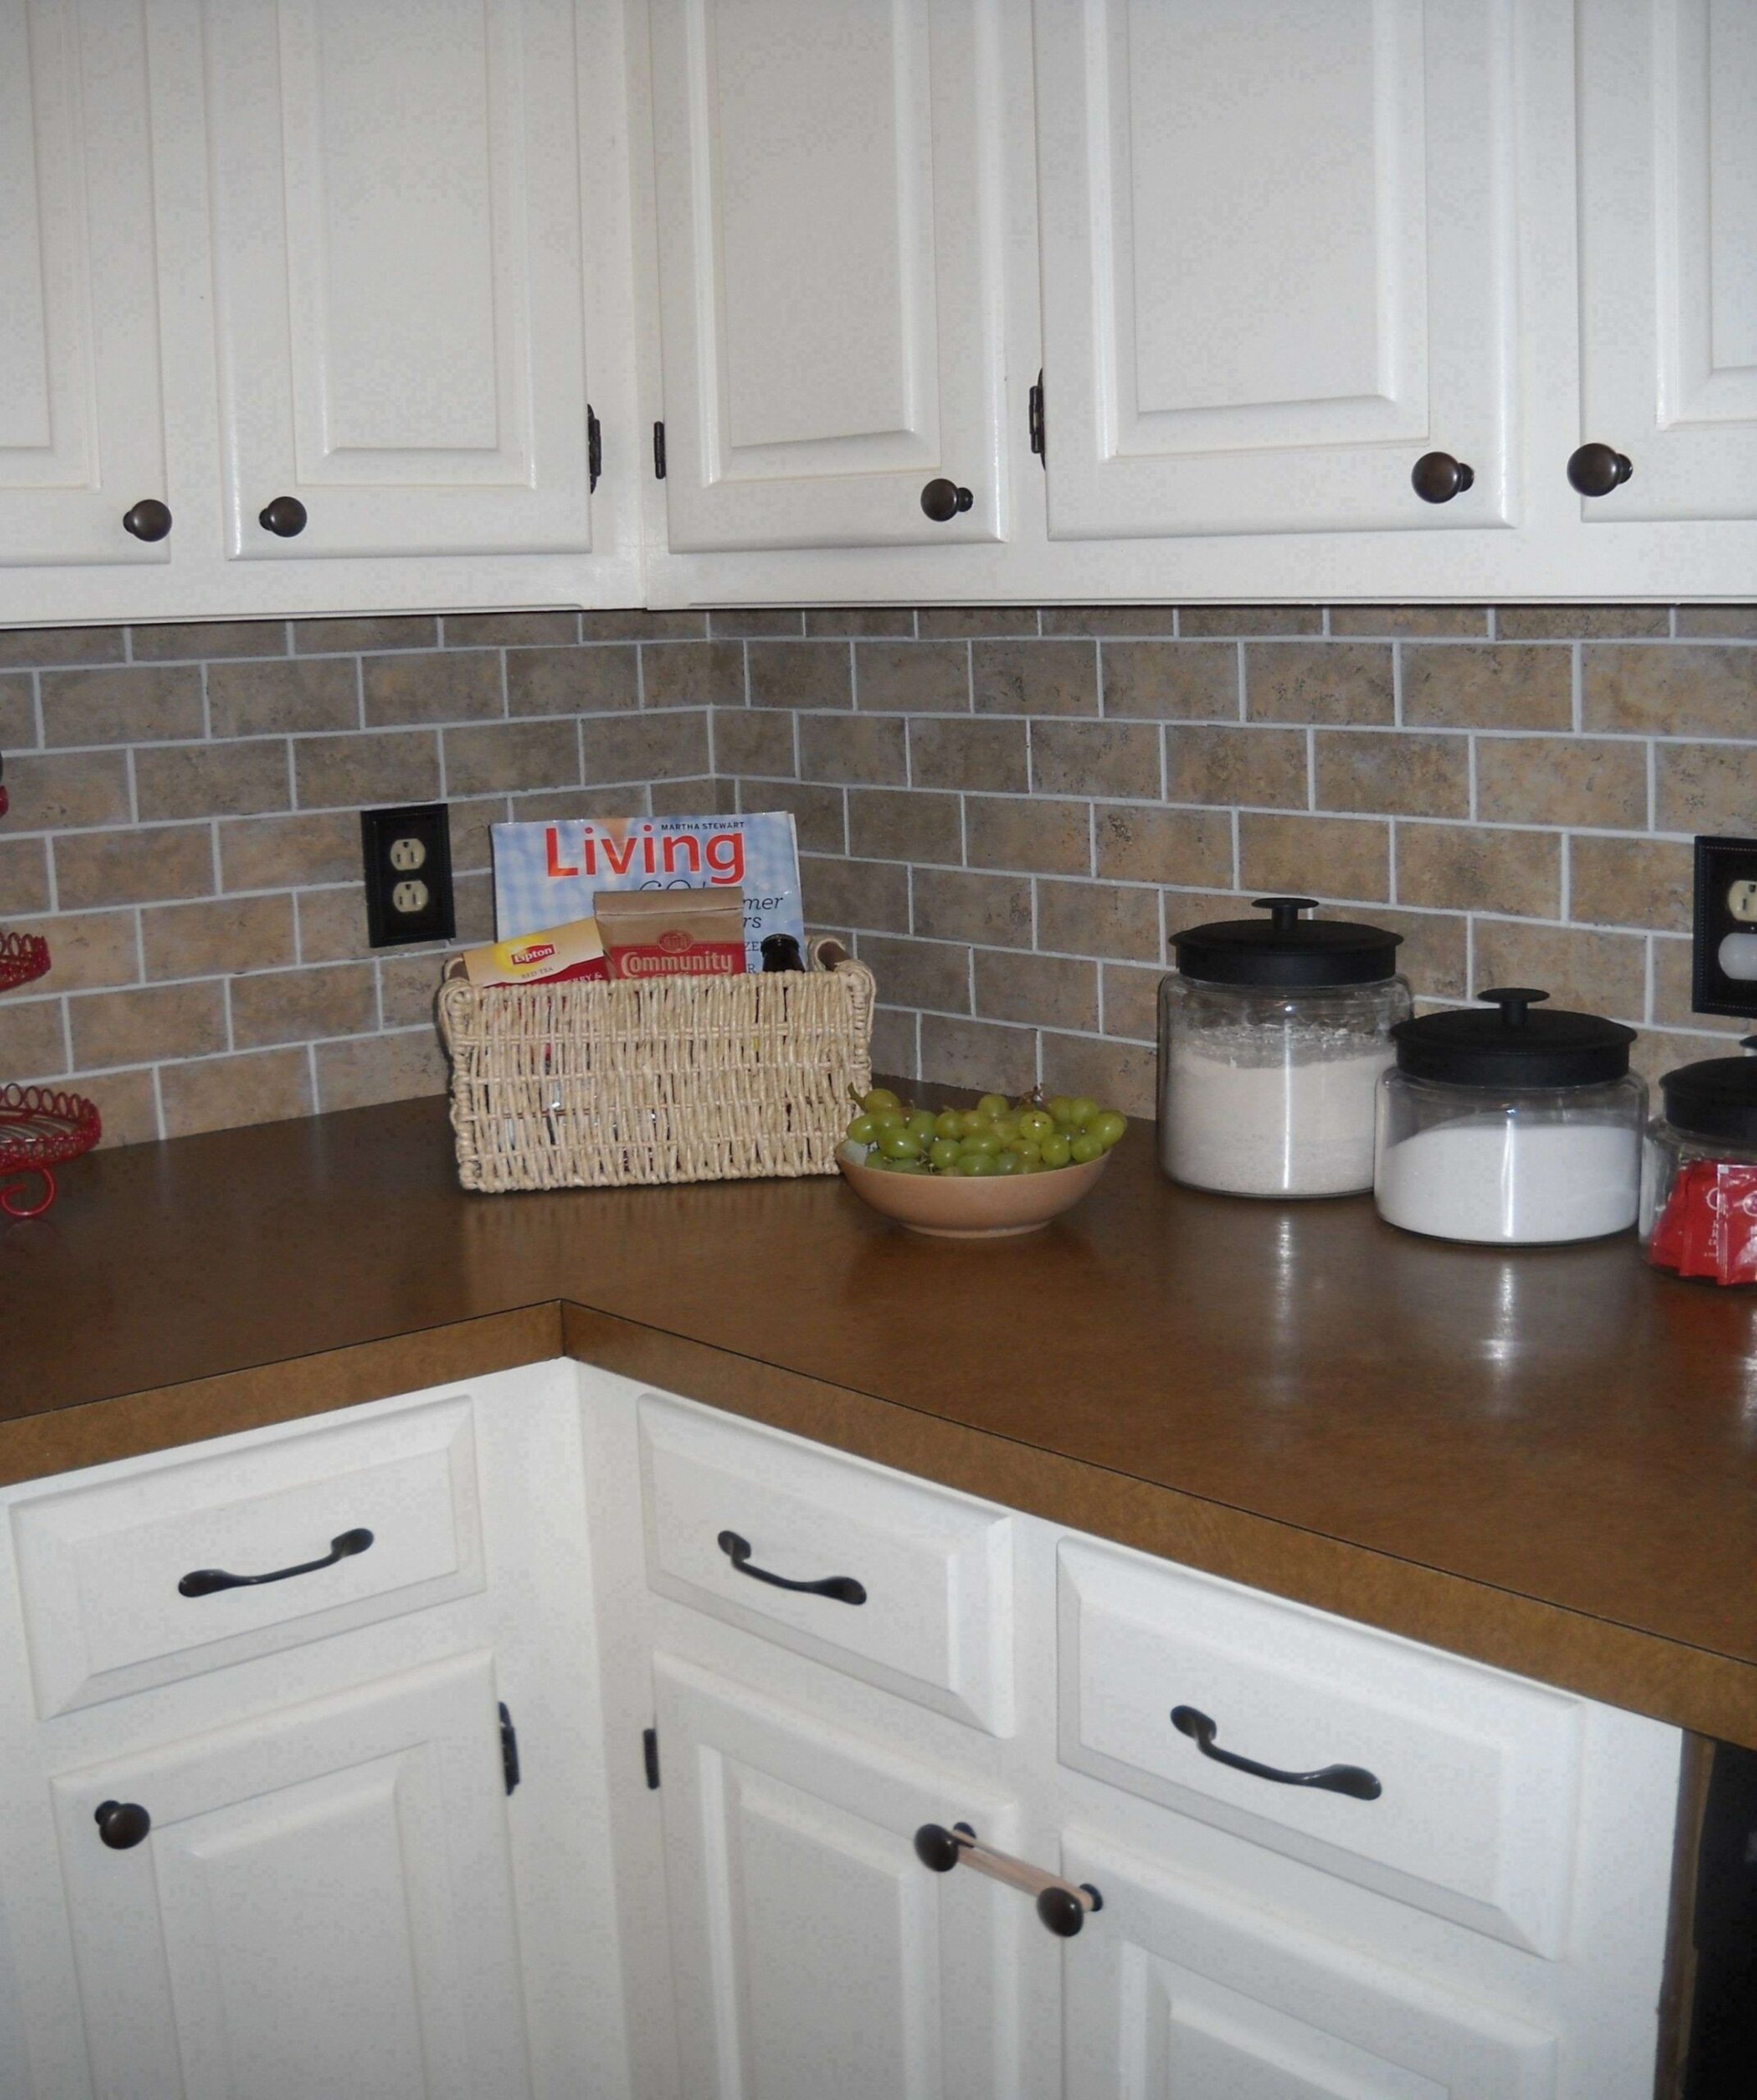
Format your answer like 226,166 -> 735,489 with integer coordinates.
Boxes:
94,1800 -> 151,1850
1410,452 -> 1475,504
258,495 -> 308,537
920,477 -> 974,522
1567,443 -> 1633,496
122,499 -> 172,541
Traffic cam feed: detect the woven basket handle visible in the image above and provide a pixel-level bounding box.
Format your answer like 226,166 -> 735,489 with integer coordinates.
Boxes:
809,934 -> 849,971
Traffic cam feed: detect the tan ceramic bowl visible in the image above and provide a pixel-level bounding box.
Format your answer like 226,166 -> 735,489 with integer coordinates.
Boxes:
836,1142 -> 1109,1239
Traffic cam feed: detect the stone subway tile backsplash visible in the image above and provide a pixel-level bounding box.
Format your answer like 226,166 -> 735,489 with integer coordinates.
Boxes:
1,602 -> 1753,1141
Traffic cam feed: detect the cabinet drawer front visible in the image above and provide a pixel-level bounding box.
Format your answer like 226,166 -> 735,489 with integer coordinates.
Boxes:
639,1395 -> 1014,1732
12,1397 -> 484,1717
1058,1541 -> 1581,1953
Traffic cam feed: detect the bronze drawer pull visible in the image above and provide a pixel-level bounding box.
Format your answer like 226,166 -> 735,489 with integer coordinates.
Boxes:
178,1526 -> 375,1597
716,1529 -> 865,1605
1170,1705 -> 1382,1801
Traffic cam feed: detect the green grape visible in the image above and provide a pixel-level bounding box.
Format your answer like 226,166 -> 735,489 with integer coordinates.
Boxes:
993,1115 -> 1021,1145
861,1087 -> 901,1114
933,1109 -> 963,1140
879,1128 -> 923,1160
1089,1110 -> 1127,1149
953,1153 -> 988,1176
993,1149 -> 1022,1176
1070,1132 -> 1103,1164
975,1092 -> 1009,1118
873,1107 -> 908,1132
960,1129 -> 1001,1157
1066,1096 -> 1099,1130
891,1157 -> 929,1174
958,1110 -> 991,1138
1017,1109 -> 1055,1144
1046,1094 -> 1075,1125
929,1137 -> 961,1171
846,1113 -> 878,1144
1015,1139 -> 1042,1166
1040,1133 -> 1072,1168
906,1107 -> 938,1141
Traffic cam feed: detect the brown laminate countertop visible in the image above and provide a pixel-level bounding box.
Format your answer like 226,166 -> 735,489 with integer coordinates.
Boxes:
3,1097 -> 1755,1746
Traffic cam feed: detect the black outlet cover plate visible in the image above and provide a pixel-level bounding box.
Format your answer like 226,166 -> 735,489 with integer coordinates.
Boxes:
362,803 -> 455,949
1692,834 -> 1757,1018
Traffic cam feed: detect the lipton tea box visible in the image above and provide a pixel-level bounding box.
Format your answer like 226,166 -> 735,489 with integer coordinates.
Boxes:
491,811 -> 803,975
452,916 -> 608,988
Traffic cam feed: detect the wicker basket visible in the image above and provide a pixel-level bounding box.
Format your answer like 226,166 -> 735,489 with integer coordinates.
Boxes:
437,958 -> 875,1192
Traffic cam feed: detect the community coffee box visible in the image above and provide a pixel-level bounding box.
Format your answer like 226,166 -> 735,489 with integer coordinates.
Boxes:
491,812 -> 803,975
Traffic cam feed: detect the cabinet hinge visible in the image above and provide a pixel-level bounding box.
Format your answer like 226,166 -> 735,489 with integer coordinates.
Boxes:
652,421 -> 667,481
1028,370 -> 1046,467
587,404 -> 602,493
500,1701 -> 521,1796
642,1725 -> 660,1791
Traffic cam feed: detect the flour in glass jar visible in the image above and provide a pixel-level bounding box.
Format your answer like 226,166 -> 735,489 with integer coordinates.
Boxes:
1166,1035 -> 1392,1197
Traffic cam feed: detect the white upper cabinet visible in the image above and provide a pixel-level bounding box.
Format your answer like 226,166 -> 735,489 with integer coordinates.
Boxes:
1576,0 -> 1757,522
203,0 -> 603,561
1033,0 -> 1517,541
0,0 -> 171,568
646,0 -> 1007,551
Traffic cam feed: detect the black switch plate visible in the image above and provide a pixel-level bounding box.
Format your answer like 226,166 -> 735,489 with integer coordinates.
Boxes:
361,803 -> 455,948
1692,834 -> 1757,1017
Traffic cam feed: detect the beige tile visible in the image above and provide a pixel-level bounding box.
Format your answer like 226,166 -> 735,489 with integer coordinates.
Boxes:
1094,804 -> 1234,888
315,1028 -> 448,1110
799,713 -> 908,787
1495,605 -> 1668,640
1043,606 -> 1178,638
1569,834 -> 1692,933
1403,644 -> 1572,731
295,887 -> 379,964
70,981 -> 226,1069
42,664 -> 203,746
450,870 -> 495,943
363,651 -> 502,728
1627,1026 -> 1733,1092
800,855 -> 910,934
579,712 -> 708,786
911,867 -> 1033,948
915,607 -> 1038,639
869,1005 -> 918,1079
646,641 -> 750,706
854,641 -> 969,713
143,894 -> 297,980
974,948 -> 1098,1030
513,785 -> 653,825
973,640 -> 1098,717
1654,742 -> 1757,834
580,609 -> 706,641
1247,641 -> 1394,725
1370,908 -> 1468,1002
1471,920 -> 1646,1021
505,645 -> 638,717
0,626 -> 126,669
1037,1031 -> 1158,1117
207,656 -> 358,739
1035,878 -> 1161,962
442,612 -> 578,648
803,608 -> 915,637
130,619 -> 287,660
846,788 -> 953,864
1179,606 -> 1323,637
1676,606 -> 1757,638
221,811 -> 360,891
378,951 -> 450,1029
7,910 -> 138,993
708,609 -> 803,637
965,795 -> 1091,875
1165,724 -> 1306,807
1584,645 -> 1757,737
1101,640 -> 1237,721
1314,730 -> 1468,817
0,996 -> 65,1076
2,749 -> 131,829
57,826 -> 213,910
910,717 -> 1029,792
443,719 -> 578,797
1326,607 -> 1489,637
856,934 -> 970,1012
433,794 -> 504,875
293,616 -> 438,654
1476,735 -> 1649,828
81,1066 -> 161,1148
137,740 -> 291,821
1240,813 -> 1392,902
1101,961 -> 1162,1041
739,778 -> 846,856
0,838 -> 51,915
1652,936 -> 1747,1034
918,1013 -> 1038,1095
230,962 -> 377,1048
158,1048 -> 313,1139
0,672 -> 34,749
712,707 -> 796,778
1396,822 -> 1560,917
293,729 -> 439,813
1032,720 -> 1161,799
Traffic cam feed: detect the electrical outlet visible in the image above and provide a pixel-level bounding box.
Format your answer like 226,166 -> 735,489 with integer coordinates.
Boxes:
361,803 -> 454,948
1692,835 -> 1757,1016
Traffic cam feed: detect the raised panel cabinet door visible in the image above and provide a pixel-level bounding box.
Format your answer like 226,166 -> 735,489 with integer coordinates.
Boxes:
653,1655 -> 1023,2100
49,1652 -> 532,2100
646,0 -> 1006,551
1577,0 -> 1757,519
1034,0 -> 1517,539
203,0 -> 596,559
0,0 -> 171,567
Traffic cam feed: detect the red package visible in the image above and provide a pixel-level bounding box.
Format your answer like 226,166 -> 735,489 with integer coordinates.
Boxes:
1647,1159 -> 1757,1284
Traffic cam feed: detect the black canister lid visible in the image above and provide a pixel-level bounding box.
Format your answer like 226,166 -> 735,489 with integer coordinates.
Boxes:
1659,1037 -> 1757,1144
1170,896 -> 1403,988
1390,987 -> 1635,1087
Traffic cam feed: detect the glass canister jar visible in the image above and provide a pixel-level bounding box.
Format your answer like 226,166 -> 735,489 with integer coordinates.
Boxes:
1374,988 -> 1644,1244
1158,897 -> 1411,1197
1641,1036 -> 1757,1284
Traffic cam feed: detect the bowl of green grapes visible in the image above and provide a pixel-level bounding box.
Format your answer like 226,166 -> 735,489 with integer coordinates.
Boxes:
837,1087 -> 1126,1238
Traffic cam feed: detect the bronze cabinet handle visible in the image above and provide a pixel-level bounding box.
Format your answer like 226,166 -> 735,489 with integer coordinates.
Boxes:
1170,1705 -> 1382,1800
258,495 -> 308,536
1567,443 -> 1633,496
94,1800 -> 151,1849
122,500 -> 172,541
716,1529 -> 865,1605
179,1526 -> 374,1597
920,477 -> 974,522
1410,451 -> 1475,503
